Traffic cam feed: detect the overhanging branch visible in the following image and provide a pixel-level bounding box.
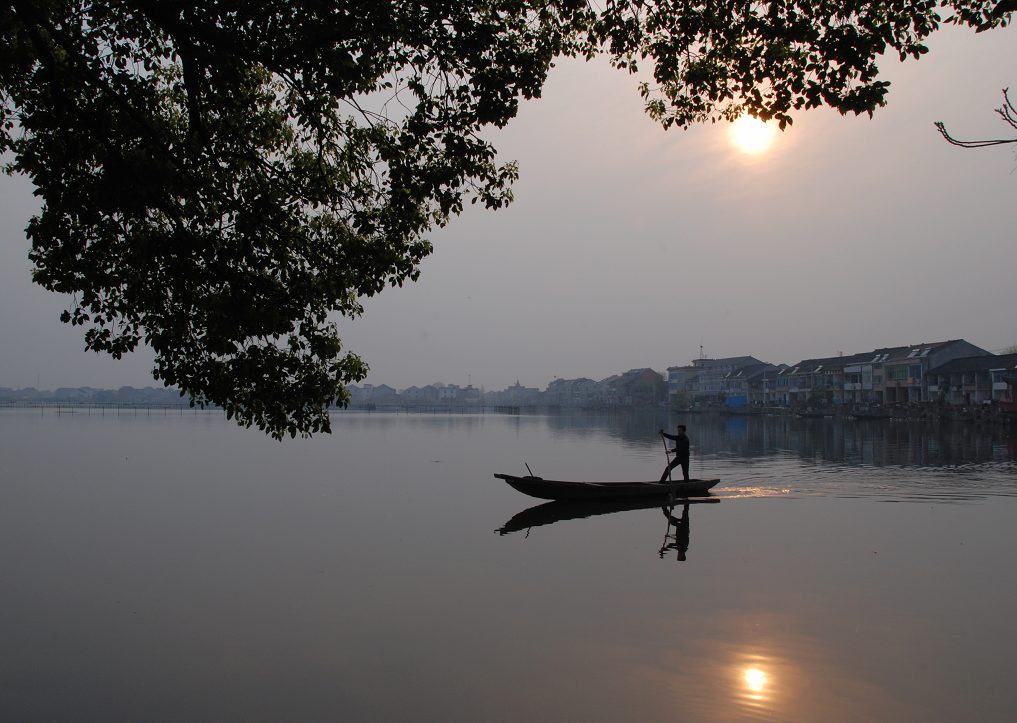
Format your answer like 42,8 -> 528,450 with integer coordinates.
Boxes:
935,87 -> 1017,148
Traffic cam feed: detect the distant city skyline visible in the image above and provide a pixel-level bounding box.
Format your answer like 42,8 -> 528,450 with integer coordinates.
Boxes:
5,334 -> 1015,395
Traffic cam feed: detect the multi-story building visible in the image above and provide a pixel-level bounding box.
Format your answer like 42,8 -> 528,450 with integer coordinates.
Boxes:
879,340 -> 989,403
782,340 -> 990,406
761,367 -> 791,406
721,362 -> 777,407
667,356 -> 764,403
458,385 -> 482,404
927,352 -> 1017,405
786,350 -> 893,406
545,377 -> 600,407
843,353 -> 888,404
602,368 -> 667,406
665,364 -> 699,400
348,383 -> 399,406
436,384 -> 459,402
490,381 -> 543,406
401,385 -> 441,405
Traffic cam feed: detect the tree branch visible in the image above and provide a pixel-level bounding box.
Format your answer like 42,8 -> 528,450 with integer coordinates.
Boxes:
935,88 -> 1017,147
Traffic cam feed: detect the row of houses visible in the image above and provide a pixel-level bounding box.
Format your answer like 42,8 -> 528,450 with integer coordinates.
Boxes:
544,368 -> 667,407
345,338 -> 1016,411
666,340 -> 1017,408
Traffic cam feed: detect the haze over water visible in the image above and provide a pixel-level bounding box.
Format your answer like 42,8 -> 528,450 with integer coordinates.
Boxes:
2,409 -> 1015,721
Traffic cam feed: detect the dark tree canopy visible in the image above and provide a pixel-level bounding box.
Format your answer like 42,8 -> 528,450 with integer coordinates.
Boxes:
1,1 -> 1010,437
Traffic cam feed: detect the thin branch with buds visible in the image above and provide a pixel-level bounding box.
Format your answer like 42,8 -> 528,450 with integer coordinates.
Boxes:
935,87 -> 1017,147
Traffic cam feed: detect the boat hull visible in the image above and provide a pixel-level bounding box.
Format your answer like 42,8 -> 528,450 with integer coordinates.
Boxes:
494,474 -> 719,501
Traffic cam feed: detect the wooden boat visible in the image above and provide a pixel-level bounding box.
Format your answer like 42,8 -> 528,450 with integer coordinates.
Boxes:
494,473 -> 719,501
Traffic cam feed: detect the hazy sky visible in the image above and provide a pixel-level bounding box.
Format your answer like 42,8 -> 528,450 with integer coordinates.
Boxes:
1,23 -> 1015,391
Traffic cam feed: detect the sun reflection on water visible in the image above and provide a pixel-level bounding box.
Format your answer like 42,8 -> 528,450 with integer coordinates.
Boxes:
744,667 -> 768,694
714,486 -> 794,499
733,652 -> 779,716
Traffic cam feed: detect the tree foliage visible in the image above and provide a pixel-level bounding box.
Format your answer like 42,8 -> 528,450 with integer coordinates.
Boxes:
1,1 -> 1009,437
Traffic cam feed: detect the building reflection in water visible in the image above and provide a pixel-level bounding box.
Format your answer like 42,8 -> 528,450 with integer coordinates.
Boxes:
544,410 -> 1016,468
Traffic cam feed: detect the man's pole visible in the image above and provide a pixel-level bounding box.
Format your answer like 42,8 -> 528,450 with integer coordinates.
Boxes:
660,431 -> 673,482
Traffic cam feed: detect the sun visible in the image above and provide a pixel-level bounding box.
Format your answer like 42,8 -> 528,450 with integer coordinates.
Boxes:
729,116 -> 777,154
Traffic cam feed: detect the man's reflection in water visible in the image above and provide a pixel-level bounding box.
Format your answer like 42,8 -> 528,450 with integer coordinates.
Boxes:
660,500 -> 691,561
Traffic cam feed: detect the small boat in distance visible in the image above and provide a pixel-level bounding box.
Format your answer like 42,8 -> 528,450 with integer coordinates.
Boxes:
494,473 -> 719,502
850,410 -> 892,420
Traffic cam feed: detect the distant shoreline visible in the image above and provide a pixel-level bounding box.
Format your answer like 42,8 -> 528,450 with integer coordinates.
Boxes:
3,400 -> 1014,429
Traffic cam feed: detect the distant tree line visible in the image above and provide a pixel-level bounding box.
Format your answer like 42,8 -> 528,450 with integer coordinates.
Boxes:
0,385 -> 190,405
1,367 -> 670,409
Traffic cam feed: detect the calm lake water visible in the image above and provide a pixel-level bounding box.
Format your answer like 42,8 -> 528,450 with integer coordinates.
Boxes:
2,408 -> 1016,722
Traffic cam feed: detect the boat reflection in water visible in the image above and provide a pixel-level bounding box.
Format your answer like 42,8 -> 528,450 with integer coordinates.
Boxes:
496,495 -> 719,561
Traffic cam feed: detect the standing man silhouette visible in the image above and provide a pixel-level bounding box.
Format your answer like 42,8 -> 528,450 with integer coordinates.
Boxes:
659,425 -> 691,482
